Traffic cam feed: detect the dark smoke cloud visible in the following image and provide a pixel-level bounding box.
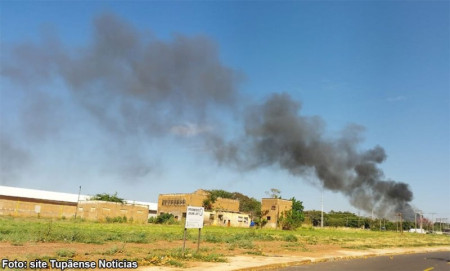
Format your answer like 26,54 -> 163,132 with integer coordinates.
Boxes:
210,93 -> 415,220
1,13 -> 242,180
0,134 -> 31,185
2,13 -> 242,135
1,13 -> 416,219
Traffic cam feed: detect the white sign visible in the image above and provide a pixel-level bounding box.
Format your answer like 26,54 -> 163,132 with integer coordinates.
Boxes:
185,206 -> 204,229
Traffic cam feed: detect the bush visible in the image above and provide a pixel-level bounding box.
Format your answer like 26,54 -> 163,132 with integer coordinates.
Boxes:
155,213 -> 177,225
91,192 -> 125,203
283,234 -> 298,242
279,197 -> 304,230
105,216 -> 128,223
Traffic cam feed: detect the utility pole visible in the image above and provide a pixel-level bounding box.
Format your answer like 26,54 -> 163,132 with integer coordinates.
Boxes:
74,186 -> 81,219
429,213 -> 437,231
371,208 -> 374,230
320,190 -> 324,228
420,211 -> 423,232
414,211 -> 417,232
395,213 -> 403,233
396,213 -> 399,232
358,211 -> 360,228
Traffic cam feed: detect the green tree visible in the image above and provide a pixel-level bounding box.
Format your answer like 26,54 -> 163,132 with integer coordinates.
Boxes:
91,192 -> 125,203
202,189 -> 261,218
279,197 -> 305,230
232,192 -> 261,218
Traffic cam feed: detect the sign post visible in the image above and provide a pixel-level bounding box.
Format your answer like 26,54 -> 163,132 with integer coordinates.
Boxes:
183,206 -> 204,255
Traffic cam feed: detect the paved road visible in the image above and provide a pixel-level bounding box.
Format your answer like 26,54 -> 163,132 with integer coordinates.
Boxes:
276,251 -> 450,271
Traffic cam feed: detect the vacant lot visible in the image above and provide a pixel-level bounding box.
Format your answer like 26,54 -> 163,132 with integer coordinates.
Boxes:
0,217 -> 448,268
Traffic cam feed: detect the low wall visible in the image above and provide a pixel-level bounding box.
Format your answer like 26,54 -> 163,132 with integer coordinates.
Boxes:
77,201 -> 148,223
0,196 -> 76,219
0,196 -> 149,223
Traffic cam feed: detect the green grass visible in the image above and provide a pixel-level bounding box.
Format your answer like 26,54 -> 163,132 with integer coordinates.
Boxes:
143,248 -> 227,267
55,249 -> 76,258
0,216 -> 448,251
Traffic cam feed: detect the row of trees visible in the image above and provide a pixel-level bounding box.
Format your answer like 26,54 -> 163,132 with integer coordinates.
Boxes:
304,210 -> 438,231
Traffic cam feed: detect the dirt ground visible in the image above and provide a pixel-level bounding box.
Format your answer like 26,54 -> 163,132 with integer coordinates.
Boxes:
1,241 -> 448,270
0,240 -> 340,266
0,240 -> 340,258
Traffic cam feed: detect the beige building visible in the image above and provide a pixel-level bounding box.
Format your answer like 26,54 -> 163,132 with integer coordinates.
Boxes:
158,189 -> 240,220
261,198 -> 292,229
205,211 -> 250,228
0,185 -> 155,223
0,195 -> 77,219
77,201 -> 148,223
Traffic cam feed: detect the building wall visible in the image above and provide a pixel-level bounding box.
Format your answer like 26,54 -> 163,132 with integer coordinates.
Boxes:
213,198 -> 240,212
0,196 -> 148,223
0,196 -> 77,219
261,198 -> 292,229
77,201 -> 148,223
157,191 -> 205,219
205,211 -> 250,228
158,189 -> 240,220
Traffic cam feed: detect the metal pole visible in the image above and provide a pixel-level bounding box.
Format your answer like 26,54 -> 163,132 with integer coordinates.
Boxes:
74,186 -> 81,219
396,214 -> 398,232
415,212 -> 417,232
400,213 -> 403,234
420,212 -> 423,231
182,228 -> 187,256
320,190 -> 324,228
197,228 -> 201,253
430,213 -> 436,231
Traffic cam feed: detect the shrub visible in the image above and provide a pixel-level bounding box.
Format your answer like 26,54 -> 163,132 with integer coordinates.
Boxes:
283,234 -> 298,242
91,192 -> 125,203
106,216 -> 128,223
155,213 -> 177,225
56,249 -> 76,258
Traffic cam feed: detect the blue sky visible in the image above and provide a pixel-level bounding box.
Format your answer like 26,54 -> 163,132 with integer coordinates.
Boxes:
1,1 -> 449,220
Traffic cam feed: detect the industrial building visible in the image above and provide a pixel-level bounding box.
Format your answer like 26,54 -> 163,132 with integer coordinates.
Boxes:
261,198 -> 293,228
205,210 -> 250,227
0,185 -> 157,222
158,189 -> 240,220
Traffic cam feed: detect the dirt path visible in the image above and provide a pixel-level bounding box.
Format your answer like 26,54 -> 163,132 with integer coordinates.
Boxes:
140,246 -> 450,271
1,241 -> 448,270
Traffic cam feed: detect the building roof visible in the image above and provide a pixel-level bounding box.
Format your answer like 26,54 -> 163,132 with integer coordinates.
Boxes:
0,185 -> 157,211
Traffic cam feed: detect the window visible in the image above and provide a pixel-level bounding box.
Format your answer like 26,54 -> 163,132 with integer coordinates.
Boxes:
209,214 -> 215,221
267,216 -> 271,221
271,205 -> 276,210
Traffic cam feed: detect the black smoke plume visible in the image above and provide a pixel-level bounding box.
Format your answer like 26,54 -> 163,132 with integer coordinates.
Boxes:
210,93 -> 414,220
1,13 -> 242,180
1,13 -> 416,219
